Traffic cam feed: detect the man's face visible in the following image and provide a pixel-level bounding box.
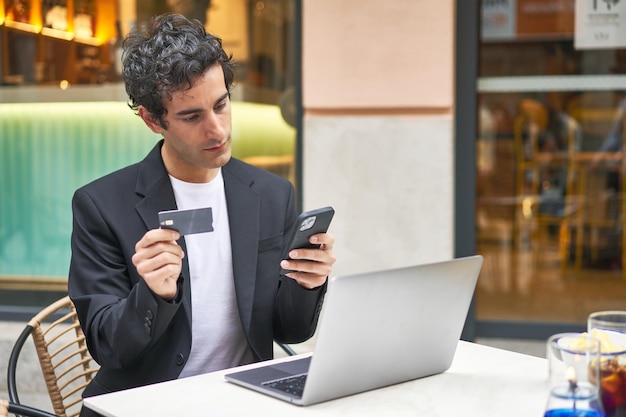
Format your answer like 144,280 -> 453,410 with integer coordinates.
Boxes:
140,63 -> 232,183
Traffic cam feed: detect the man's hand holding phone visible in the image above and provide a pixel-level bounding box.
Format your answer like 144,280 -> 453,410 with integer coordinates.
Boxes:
280,207 -> 336,289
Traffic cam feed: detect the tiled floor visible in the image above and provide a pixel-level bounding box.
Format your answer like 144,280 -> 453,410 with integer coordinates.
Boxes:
477,226 -> 626,324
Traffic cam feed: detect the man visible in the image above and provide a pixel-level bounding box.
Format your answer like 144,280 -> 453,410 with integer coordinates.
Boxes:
68,13 -> 335,416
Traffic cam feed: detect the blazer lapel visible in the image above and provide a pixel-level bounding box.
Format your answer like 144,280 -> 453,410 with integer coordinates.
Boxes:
133,141 -> 192,325
223,160 -> 260,334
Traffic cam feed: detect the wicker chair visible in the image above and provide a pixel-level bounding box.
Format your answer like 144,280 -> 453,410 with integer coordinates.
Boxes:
6,296 -> 294,417
513,99 -> 581,272
0,399 -> 58,417
7,296 -> 100,417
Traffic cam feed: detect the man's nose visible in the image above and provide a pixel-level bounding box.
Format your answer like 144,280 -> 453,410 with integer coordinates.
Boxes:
204,112 -> 226,138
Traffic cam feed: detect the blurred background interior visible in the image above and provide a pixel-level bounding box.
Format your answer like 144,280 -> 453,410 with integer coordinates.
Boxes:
0,0 -> 625,360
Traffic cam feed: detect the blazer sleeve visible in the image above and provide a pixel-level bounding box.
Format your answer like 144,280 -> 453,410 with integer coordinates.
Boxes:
272,185 -> 327,344
273,278 -> 326,343
68,187 -> 182,369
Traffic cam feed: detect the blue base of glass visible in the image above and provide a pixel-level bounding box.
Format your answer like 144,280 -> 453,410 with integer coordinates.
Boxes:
544,409 -> 605,417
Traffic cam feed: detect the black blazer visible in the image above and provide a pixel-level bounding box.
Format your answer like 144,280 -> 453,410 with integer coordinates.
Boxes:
68,141 -> 325,398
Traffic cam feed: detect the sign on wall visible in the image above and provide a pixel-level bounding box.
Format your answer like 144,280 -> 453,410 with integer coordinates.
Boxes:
482,0 -> 577,41
482,0 -> 517,40
575,0 -> 626,49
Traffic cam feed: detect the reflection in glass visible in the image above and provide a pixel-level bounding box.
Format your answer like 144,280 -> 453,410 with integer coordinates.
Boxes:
476,0 -> 626,325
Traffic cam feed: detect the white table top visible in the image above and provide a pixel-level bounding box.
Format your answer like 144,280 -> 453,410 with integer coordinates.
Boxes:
84,341 -> 549,417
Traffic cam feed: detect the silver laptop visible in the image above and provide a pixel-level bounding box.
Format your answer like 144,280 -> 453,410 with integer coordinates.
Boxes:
224,255 -> 483,406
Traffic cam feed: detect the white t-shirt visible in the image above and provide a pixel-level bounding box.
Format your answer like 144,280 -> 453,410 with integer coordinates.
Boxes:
170,169 -> 253,377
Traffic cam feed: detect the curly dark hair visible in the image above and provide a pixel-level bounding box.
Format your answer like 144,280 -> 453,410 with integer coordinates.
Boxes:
122,13 -> 235,128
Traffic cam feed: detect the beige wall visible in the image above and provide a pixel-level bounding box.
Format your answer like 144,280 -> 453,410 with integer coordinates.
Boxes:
301,0 -> 456,276
303,0 -> 454,110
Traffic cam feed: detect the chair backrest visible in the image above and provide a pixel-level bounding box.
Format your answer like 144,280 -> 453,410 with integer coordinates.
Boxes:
513,99 -> 582,223
7,296 -> 99,417
275,341 -> 296,357
514,99 -> 549,163
514,99 -> 581,158
0,399 -> 58,417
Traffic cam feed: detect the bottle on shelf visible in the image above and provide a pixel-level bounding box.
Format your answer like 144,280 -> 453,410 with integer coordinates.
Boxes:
5,0 -> 31,23
43,0 -> 68,31
74,0 -> 96,38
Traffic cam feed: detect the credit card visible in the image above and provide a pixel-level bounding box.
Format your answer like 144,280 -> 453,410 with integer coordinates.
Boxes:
158,207 -> 214,235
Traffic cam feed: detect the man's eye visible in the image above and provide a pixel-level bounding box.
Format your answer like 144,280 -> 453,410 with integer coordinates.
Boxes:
215,102 -> 227,111
183,114 -> 200,122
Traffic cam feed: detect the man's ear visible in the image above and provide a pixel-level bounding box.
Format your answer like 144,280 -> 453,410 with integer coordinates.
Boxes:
138,106 -> 164,134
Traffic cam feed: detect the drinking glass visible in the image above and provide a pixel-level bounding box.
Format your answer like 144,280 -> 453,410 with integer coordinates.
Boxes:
588,311 -> 626,417
545,333 -> 604,417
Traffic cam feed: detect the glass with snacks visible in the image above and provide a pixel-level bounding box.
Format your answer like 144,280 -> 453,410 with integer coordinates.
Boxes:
588,311 -> 626,417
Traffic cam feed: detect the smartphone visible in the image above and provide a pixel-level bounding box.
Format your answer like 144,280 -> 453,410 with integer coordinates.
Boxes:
280,206 -> 335,274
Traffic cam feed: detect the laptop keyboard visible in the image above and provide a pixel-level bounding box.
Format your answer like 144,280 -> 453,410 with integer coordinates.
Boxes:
262,373 -> 308,398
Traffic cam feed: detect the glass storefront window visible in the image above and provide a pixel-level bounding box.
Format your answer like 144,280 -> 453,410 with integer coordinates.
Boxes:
0,0 -> 298,286
476,0 -> 626,325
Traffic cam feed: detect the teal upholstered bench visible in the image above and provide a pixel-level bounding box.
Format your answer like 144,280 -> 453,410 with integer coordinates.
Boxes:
0,100 -> 295,282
